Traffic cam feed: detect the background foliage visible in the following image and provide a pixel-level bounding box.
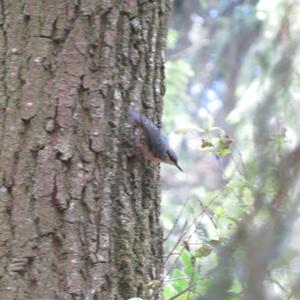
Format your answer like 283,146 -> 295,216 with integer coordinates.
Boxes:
161,0 -> 300,299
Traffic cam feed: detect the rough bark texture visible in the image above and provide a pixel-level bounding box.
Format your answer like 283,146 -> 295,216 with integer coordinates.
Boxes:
0,1 -> 170,299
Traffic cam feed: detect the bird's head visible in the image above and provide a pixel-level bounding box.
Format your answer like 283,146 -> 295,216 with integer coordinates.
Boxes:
166,148 -> 183,172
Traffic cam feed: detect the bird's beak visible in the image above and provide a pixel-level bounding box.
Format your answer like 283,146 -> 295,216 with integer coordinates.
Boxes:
176,163 -> 183,172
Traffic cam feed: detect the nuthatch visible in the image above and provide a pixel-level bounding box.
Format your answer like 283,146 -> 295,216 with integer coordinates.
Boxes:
128,107 -> 183,171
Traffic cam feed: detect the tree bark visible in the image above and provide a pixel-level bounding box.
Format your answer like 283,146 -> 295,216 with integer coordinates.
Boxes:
0,1 -> 170,299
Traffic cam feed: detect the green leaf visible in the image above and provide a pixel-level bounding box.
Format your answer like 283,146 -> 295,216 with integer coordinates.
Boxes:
172,268 -> 189,292
215,207 -> 225,218
194,244 -> 213,258
163,285 -> 177,299
216,136 -> 233,157
180,251 -> 194,277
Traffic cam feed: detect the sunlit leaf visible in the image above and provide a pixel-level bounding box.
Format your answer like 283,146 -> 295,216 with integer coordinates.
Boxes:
216,136 -> 233,157
215,207 -> 225,218
200,138 -> 214,149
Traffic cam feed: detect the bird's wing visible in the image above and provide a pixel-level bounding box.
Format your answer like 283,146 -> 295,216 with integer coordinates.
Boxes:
141,117 -> 168,159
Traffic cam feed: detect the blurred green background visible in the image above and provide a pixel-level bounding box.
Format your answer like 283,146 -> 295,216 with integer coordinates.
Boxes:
160,0 -> 300,299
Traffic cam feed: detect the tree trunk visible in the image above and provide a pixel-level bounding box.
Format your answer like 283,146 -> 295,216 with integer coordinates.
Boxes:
0,1 -> 170,299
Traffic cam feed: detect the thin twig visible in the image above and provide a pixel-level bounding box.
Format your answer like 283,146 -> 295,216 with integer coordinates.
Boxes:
164,197 -> 192,242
